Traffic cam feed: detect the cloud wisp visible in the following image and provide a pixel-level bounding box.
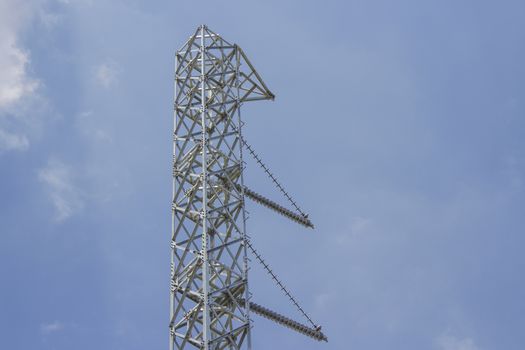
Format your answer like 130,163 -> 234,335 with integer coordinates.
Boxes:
40,321 -> 64,334
0,128 -> 29,152
38,159 -> 83,222
436,335 -> 479,350
95,61 -> 121,88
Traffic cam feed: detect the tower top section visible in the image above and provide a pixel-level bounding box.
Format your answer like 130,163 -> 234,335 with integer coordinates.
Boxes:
175,25 -> 274,105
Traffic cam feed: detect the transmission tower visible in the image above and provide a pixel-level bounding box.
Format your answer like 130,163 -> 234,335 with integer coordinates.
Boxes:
170,25 -> 326,350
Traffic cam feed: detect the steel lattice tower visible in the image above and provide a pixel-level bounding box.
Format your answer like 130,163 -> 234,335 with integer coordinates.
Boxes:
170,25 -> 326,350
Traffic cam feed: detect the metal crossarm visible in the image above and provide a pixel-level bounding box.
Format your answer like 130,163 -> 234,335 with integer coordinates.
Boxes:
247,302 -> 328,342
242,186 -> 314,228
216,174 -> 313,228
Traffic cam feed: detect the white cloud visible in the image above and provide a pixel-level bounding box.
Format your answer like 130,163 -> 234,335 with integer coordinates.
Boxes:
503,154 -> 523,191
0,0 -> 39,112
314,292 -> 335,310
40,321 -> 64,334
335,216 -> 371,245
350,216 -> 370,235
55,0 -> 94,4
95,61 -> 121,88
0,0 -> 44,153
38,10 -> 63,29
0,129 -> 29,152
0,40 -> 38,110
436,335 -> 479,350
38,159 -> 83,222
76,110 -> 113,142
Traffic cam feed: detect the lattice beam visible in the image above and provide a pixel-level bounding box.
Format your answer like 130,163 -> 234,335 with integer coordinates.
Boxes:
170,25 -> 273,350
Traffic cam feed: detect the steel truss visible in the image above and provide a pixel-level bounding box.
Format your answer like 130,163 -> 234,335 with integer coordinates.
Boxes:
170,25 -> 325,350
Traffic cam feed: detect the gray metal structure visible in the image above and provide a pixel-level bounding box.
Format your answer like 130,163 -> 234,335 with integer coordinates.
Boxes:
170,25 -> 326,350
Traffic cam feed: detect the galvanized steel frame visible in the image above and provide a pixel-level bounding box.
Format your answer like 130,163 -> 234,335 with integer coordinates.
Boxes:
170,25 -> 274,350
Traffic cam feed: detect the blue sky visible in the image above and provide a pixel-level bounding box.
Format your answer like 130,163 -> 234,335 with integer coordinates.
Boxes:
1,0 -> 525,349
